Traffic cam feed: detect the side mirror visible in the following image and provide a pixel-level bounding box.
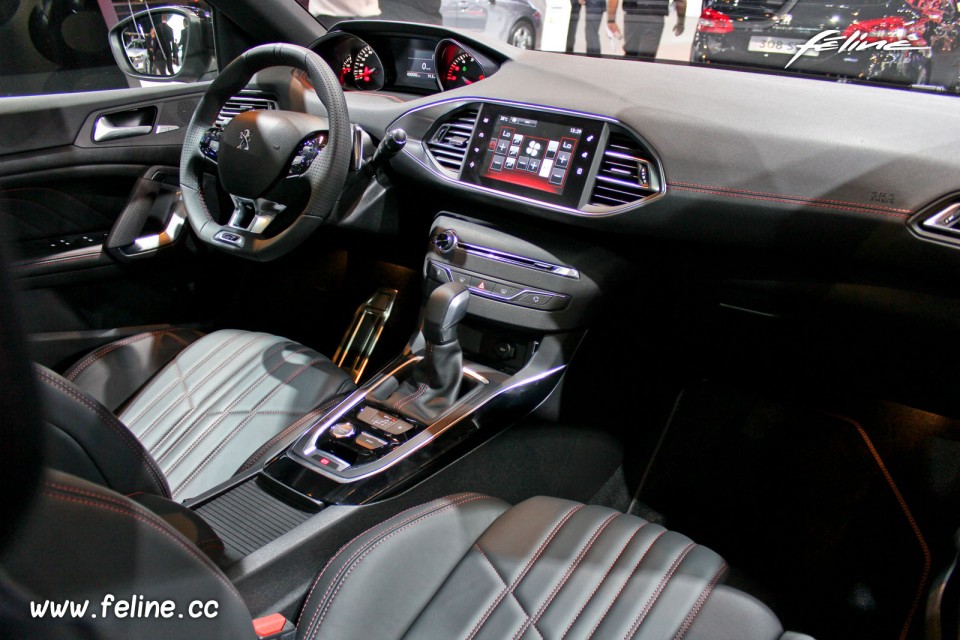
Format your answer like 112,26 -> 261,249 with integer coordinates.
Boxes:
108,6 -> 216,83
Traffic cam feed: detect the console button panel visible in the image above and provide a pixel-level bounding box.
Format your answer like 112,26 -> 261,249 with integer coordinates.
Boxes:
428,260 -> 570,311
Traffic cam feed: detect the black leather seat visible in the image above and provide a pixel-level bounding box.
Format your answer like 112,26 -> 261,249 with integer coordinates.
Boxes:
36,328 -> 354,501
0,245 -> 811,639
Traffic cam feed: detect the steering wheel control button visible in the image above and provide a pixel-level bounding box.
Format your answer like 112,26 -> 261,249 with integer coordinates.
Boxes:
329,422 -> 356,439
357,407 -> 415,435
355,431 -> 389,451
200,128 -> 222,161
214,231 -> 245,248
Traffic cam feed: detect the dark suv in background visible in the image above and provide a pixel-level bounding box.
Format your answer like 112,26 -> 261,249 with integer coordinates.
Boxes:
691,0 -> 942,86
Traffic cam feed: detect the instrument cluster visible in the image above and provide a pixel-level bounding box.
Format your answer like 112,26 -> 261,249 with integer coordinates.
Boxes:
312,31 -> 497,94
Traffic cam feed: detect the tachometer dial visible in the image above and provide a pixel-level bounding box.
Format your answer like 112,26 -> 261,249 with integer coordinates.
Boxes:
352,45 -> 384,91
339,54 -> 353,87
445,51 -> 485,89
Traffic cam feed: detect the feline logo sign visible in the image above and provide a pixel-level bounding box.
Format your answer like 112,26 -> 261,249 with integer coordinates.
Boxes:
785,29 -> 927,69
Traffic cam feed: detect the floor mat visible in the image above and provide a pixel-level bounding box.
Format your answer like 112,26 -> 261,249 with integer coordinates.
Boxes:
634,382 -> 930,640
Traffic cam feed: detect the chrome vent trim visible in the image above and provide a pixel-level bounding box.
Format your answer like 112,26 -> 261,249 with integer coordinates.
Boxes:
216,91 -> 278,127
921,202 -> 960,236
425,108 -> 480,175
588,133 -> 659,208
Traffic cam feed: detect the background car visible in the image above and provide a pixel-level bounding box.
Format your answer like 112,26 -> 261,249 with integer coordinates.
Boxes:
439,0 -> 543,49
691,0 -> 935,86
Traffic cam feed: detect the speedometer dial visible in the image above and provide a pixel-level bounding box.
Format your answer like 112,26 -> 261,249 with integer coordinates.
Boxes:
352,45 -> 385,91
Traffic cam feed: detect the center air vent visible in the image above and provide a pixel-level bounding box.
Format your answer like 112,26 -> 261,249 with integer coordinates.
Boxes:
216,92 -> 278,127
587,132 -> 660,209
425,108 -> 480,175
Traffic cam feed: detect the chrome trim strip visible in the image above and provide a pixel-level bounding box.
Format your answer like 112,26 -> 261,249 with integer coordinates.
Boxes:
392,97 -> 666,219
457,241 -> 580,279
922,202 -> 960,235
296,363 -> 566,483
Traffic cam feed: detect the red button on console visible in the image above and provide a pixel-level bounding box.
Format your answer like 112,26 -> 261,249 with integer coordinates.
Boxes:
253,613 -> 287,637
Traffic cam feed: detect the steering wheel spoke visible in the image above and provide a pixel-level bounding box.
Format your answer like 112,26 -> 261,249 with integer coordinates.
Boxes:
227,195 -> 287,235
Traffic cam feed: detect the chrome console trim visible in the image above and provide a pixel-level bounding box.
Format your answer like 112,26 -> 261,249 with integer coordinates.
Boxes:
289,360 -> 565,483
457,241 -> 580,279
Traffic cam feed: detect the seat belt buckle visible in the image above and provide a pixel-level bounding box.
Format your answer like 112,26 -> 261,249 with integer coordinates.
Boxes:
252,613 -> 296,640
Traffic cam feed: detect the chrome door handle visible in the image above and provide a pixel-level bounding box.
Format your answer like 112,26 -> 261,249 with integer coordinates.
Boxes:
93,117 -> 153,142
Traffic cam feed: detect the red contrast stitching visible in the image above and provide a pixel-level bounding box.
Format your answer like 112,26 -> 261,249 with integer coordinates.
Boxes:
624,543 -> 696,639
670,185 -> 911,218
303,494 -> 496,639
42,486 -> 241,602
584,530 -> 667,639
674,562 -> 728,640
560,522 -> 648,639
65,329 -> 194,381
670,181 -> 912,214
36,371 -> 169,497
171,355 -> 327,497
467,504 -> 586,640
513,512 -> 621,640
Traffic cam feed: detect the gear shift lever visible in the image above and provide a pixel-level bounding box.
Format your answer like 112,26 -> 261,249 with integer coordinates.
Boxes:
423,281 -> 470,344
381,282 -> 470,423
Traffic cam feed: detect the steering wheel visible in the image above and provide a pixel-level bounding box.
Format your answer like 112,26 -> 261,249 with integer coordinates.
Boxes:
180,44 -> 352,261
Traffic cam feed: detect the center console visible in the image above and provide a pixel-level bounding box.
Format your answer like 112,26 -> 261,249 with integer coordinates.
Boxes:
181,212 -> 624,617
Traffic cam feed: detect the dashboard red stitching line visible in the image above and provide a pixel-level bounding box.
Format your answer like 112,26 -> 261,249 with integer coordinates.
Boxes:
827,413 -> 931,640
670,181 -> 912,214
670,185 -> 910,218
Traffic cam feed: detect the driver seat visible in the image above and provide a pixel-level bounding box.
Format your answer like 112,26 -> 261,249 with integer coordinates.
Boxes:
36,328 -> 354,502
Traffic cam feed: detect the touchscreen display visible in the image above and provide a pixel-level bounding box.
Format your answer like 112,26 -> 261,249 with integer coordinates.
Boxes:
460,105 -> 604,209
482,116 -> 583,195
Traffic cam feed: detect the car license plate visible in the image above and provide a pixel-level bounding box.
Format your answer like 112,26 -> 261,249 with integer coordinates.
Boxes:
747,36 -> 819,57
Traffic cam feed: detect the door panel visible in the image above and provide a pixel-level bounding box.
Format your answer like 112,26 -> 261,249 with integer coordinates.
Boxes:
0,83 -> 212,366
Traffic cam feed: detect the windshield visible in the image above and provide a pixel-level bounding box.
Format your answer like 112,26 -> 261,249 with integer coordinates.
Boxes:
302,0 -> 960,94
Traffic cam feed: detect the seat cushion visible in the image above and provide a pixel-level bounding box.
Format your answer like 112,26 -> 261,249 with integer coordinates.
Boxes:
64,327 -> 204,413
117,329 -> 354,500
299,494 -> 804,640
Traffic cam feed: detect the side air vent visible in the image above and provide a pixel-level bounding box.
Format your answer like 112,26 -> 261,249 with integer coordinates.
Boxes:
216,91 -> 278,127
426,108 -> 480,175
587,132 -> 661,209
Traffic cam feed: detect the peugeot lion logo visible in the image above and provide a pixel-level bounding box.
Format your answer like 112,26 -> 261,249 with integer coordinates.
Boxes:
238,129 -> 252,151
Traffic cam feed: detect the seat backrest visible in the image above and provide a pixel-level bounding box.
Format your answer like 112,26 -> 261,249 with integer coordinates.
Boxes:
0,233 -> 255,640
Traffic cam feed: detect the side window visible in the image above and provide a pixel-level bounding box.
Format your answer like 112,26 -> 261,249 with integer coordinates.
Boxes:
0,0 -> 216,98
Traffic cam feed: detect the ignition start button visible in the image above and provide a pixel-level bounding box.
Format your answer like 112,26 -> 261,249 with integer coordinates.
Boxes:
329,422 -> 356,439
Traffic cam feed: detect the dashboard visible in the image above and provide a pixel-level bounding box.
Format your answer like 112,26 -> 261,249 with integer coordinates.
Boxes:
253,18 -> 960,284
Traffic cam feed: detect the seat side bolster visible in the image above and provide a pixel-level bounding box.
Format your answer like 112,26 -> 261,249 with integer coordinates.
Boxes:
35,365 -> 171,498
297,493 -> 510,640
0,471 -> 256,640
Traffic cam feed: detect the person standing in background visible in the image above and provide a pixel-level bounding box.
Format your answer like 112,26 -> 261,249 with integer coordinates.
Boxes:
606,0 -> 685,59
567,0 -> 605,55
